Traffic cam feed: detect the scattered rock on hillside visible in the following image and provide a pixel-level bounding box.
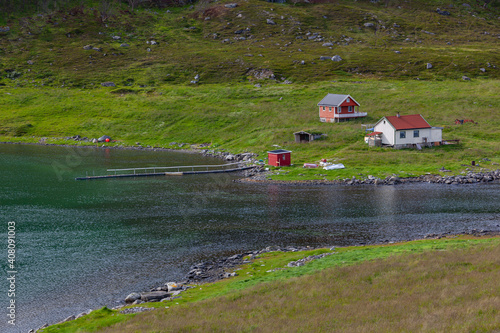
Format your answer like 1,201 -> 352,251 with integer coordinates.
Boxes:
267,19 -> 276,25
331,55 -> 343,61
322,42 -> 333,47
83,45 -> 92,50
27,60 -> 34,65
364,22 -> 375,28
120,307 -> 154,315
320,56 -> 331,60
480,68 -> 486,72
98,135 -> 112,142
101,82 -> 116,87
426,63 -> 433,69
462,75 -> 471,81
225,3 -> 238,8
112,35 -> 121,40
120,43 -> 129,47
436,8 -> 451,16
0,26 -> 10,32
249,68 -> 275,80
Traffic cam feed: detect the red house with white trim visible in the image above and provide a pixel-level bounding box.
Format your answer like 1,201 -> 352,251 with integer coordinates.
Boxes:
317,94 -> 367,123
267,149 -> 291,167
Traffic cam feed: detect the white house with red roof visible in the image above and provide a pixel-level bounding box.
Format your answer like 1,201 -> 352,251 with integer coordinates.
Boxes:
317,94 -> 367,123
371,114 -> 442,148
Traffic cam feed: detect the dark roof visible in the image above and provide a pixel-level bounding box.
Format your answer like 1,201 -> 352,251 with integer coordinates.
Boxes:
317,94 -> 360,107
385,114 -> 431,130
268,149 -> 292,154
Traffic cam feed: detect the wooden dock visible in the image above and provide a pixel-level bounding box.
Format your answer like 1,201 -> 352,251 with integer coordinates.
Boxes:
75,163 -> 256,180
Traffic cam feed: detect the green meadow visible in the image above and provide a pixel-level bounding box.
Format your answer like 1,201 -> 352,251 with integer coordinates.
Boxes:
1,0 -> 499,179
1,79 -> 499,179
41,236 -> 500,332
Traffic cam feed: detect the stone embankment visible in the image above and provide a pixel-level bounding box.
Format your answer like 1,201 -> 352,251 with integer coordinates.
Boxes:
240,170 -> 500,186
200,149 -> 259,164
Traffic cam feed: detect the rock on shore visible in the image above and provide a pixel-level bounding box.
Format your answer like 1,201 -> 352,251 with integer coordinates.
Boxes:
238,170 -> 500,186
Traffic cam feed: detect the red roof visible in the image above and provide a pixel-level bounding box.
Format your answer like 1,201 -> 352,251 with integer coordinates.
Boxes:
385,114 -> 431,130
367,131 -> 382,136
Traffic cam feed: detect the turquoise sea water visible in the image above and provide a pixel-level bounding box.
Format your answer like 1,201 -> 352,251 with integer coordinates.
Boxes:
1,143 -> 499,332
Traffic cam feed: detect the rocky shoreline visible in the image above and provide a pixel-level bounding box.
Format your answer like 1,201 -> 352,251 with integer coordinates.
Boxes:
237,169 -> 500,186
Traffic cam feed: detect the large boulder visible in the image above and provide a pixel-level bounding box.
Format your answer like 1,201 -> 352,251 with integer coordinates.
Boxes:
125,292 -> 141,303
140,291 -> 170,302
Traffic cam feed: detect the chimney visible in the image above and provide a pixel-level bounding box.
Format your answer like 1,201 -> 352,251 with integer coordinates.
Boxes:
397,112 -> 400,118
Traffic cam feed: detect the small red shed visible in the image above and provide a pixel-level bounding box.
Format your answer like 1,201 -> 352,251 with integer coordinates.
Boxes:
267,149 -> 292,167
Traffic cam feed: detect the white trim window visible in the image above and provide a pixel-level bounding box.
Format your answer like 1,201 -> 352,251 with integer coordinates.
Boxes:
413,130 -> 420,138
348,106 -> 353,112
400,131 -> 406,139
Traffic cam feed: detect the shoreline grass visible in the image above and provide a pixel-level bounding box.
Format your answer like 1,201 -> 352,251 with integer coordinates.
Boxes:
1,79 -> 499,180
40,235 -> 500,332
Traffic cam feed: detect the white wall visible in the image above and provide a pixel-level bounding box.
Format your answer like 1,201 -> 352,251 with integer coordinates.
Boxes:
394,128 -> 433,146
430,127 -> 443,143
373,118 -> 395,145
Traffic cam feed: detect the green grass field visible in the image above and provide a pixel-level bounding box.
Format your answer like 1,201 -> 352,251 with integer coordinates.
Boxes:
1,79 -> 499,179
40,236 -> 500,332
1,0 -> 499,179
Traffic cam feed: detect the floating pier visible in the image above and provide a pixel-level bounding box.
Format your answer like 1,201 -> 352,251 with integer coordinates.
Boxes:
75,163 -> 256,180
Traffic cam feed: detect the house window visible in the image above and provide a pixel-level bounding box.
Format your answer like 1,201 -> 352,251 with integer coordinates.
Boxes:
346,97 -> 350,102
329,107 -> 332,112
348,106 -> 353,112
413,130 -> 419,138
400,131 -> 406,139
322,106 -> 325,111
338,107 -> 341,113
282,155 -> 286,161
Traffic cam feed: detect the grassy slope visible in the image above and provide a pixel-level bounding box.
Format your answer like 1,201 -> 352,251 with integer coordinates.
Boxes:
41,236 -> 500,332
0,0 -> 499,180
1,79 -> 499,179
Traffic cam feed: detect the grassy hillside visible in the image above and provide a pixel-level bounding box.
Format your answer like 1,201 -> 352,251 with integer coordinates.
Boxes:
0,0 -> 499,87
1,79 -> 499,178
40,236 -> 500,332
0,0 -> 499,179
